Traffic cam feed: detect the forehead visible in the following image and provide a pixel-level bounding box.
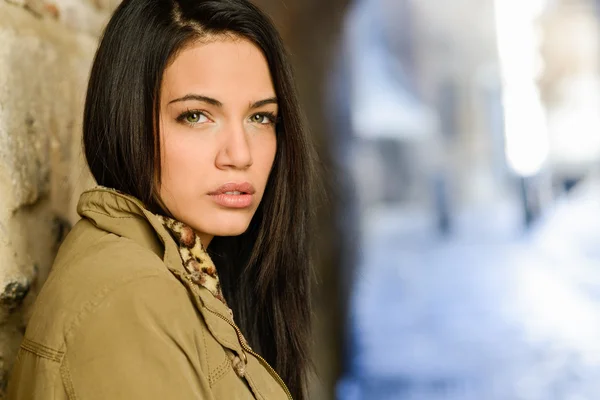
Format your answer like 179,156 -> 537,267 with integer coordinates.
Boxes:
162,37 -> 275,101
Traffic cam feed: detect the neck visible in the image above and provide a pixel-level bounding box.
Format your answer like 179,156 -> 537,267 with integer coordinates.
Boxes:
199,232 -> 214,248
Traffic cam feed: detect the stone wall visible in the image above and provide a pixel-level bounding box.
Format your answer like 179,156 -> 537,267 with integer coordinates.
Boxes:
0,0 -> 115,394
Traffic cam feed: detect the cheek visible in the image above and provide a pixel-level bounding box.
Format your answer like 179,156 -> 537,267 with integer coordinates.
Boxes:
160,127 -> 209,189
161,133 -> 184,183
256,134 -> 277,176
245,133 -> 276,196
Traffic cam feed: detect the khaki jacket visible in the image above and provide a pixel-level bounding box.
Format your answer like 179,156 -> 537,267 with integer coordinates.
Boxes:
7,188 -> 291,400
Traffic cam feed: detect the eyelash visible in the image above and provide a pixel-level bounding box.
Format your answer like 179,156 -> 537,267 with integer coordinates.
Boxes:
176,109 -> 279,127
254,111 -> 279,126
175,109 -> 207,126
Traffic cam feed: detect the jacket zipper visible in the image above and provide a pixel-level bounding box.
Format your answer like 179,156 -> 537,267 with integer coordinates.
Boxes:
205,307 -> 294,400
176,272 -> 294,399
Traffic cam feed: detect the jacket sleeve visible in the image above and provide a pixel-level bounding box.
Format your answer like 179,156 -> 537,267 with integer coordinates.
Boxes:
62,274 -> 213,399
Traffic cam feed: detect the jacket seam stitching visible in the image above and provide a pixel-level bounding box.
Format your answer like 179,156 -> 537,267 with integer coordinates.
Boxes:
81,187 -> 147,210
60,353 -> 77,400
20,338 -> 63,362
202,323 -> 211,387
79,209 -> 142,220
60,273 -> 163,350
208,356 -> 230,387
22,338 -> 62,355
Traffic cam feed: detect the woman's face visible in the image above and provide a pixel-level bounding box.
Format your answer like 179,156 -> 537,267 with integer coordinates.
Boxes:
159,37 -> 278,247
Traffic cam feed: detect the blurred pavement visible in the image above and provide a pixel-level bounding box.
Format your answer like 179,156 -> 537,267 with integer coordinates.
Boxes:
339,180 -> 600,400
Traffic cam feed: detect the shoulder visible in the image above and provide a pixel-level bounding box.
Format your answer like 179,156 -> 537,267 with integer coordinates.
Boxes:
23,219 -> 187,351
14,274 -> 215,400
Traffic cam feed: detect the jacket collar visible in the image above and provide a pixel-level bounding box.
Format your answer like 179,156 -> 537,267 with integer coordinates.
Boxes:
158,216 -> 228,306
77,187 -> 245,354
77,187 -> 182,269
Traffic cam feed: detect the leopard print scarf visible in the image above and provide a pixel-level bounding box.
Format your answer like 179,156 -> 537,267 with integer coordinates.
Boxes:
158,216 -> 248,378
158,216 -> 228,306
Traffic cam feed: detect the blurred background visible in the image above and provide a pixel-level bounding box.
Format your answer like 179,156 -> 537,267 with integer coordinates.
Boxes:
336,0 -> 600,399
2,0 -> 600,399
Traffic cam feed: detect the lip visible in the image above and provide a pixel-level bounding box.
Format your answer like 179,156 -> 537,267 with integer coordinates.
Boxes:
208,182 -> 256,195
208,182 -> 256,209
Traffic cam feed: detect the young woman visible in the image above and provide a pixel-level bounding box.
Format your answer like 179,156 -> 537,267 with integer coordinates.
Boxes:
7,0 -> 317,399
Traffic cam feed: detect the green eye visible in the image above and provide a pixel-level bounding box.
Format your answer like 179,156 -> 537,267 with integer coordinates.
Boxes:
178,111 -> 209,125
186,113 -> 202,123
250,113 -> 276,125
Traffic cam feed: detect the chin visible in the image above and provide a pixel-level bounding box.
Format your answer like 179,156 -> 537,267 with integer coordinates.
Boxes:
203,213 -> 253,237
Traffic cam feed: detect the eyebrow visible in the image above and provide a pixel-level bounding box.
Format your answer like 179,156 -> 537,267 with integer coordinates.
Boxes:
168,94 -> 278,109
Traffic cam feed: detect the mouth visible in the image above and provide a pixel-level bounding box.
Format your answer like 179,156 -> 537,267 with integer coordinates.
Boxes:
222,191 -> 246,195
208,182 -> 256,196
208,182 -> 256,209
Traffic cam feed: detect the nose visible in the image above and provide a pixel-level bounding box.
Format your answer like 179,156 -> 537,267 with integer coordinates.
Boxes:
215,123 -> 253,170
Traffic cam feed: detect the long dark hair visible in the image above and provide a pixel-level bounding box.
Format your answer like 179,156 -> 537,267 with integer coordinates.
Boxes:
83,0 -> 317,398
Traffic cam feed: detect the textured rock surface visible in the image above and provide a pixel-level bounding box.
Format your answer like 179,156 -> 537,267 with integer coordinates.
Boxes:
0,1 -> 99,394
5,0 -> 116,35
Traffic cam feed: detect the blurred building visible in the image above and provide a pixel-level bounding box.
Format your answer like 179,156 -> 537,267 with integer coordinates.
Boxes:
347,0 -> 505,232
341,0 -> 600,399
539,0 -> 600,186
411,0 -> 504,212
